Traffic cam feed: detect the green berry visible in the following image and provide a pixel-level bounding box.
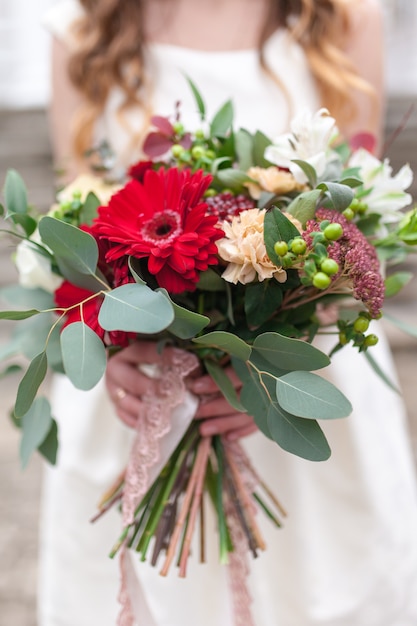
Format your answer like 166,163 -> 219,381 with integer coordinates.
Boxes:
206,149 -> 216,160
353,317 -> 370,333
191,145 -> 205,160
323,223 -> 344,241
194,129 -> 205,140
204,188 -> 217,198
281,253 -> 295,268
339,331 -> 348,346
172,121 -> 184,135
274,241 -> 288,257
171,144 -> 184,158
364,333 -> 379,347
312,271 -> 331,289
72,190 -> 82,201
290,238 -> 307,255
342,207 -> 355,221
320,258 -> 339,275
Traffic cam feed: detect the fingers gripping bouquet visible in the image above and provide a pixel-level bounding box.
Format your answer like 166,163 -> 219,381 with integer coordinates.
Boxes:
1,82 -> 417,622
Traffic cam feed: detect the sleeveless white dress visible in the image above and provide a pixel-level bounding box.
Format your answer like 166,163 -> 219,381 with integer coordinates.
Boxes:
40,3 -> 417,625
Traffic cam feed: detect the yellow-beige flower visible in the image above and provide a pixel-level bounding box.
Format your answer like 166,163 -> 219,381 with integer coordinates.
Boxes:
57,174 -> 122,205
217,208 -> 287,285
245,166 -> 305,200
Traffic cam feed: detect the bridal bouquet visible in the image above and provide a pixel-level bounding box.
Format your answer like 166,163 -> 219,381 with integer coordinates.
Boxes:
1,82 -> 416,600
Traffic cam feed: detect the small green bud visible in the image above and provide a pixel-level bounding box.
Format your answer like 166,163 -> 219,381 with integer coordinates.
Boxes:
281,253 -> 295,268
206,149 -> 216,160
204,188 -> 217,198
171,144 -> 184,158
339,331 -> 348,346
274,241 -> 289,257
290,237 -> 307,255
72,190 -> 82,201
323,223 -> 344,241
364,333 -> 379,347
195,129 -> 205,140
320,258 -> 339,275
342,207 -> 355,221
353,317 -> 370,333
191,146 -> 205,160
312,271 -> 331,289
173,121 -> 184,135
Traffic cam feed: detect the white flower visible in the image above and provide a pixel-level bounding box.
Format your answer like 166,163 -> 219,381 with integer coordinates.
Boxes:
264,108 -> 338,184
14,230 -> 63,293
57,174 -> 121,205
349,148 -> 413,222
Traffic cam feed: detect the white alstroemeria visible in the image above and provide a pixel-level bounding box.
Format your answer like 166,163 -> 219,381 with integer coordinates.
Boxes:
349,148 -> 413,222
15,230 -> 63,293
264,108 -> 339,184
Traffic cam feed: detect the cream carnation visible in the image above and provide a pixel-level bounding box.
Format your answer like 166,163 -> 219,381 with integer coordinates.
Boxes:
245,166 -> 305,200
217,208 -> 287,285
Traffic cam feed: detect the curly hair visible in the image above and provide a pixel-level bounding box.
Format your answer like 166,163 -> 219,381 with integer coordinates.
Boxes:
68,0 -> 374,158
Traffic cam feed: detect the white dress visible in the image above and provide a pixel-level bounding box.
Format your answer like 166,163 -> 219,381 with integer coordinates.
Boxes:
40,3 -> 417,625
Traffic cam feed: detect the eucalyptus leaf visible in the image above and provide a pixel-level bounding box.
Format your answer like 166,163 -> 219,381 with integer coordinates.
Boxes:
9,213 -> 37,237
99,283 -> 174,333
235,128 -> 254,171
4,169 -> 28,215
79,191 -> 101,225
38,216 -> 98,276
264,206 -> 302,266
276,371 -> 352,419
15,351 -> 48,418
253,332 -> 330,371
204,359 -> 246,412
61,322 -> 107,390
128,257 -> 147,285
210,100 -> 234,138
20,396 -> 52,468
38,418 -> 59,465
158,289 -> 209,339
12,313 -> 55,360
233,359 -> 272,439
0,285 -> 54,310
193,331 -> 251,361
0,364 -> 22,379
286,189 -> 322,226
317,182 -> 354,211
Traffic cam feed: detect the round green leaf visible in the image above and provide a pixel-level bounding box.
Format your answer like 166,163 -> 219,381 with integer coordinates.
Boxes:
276,371 -> 352,420
4,169 -> 28,215
99,283 -> 174,333
193,331 -> 251,361
253,332 -> 330,371
38,216 -> 98,276
20,396 -> 52,468
61,322 -> 107,390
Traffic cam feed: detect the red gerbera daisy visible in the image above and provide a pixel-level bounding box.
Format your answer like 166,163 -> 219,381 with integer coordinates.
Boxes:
92,167 -> 224,294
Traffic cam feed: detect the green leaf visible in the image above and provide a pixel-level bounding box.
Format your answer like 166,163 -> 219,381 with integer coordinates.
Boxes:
20,396 -> 52,468
158,289 -> 209,339
0,308 -> 41,320
0,285 -> 54,310
232,358 -> 272,439
128,257 -> 147,285
185,75 -> 206,120
264,206 -> 303,265
317,182 -> 354,211
197,269 -> 226,291
61,322 -> 107,390
38,418 -> 59,465
384,272 -> 413,298
244,281 -> 283,327
253,332 -> 330,371
0,363 -> 23,379
339,176 -> 363,188
383,312 -> 417,339
235,129 -> 254,171
267,400 -> 331,461
363,350 -> 400,394
38,216 -> 98,276
15,351 -> 48,418
204,359 -> 246,412
11,313 -> 55,360
286,189 -> 322,226
210,100 -> 234,138
79,191 -> 101,225
291,159 -> 317,187
252,131 -> 272,167
99,283 -> 174,333
9,213 -> 37,237
215,168 -> 252,192
193,331 -> 252,361
275,371 -> 352,419
4,169 -> 28,215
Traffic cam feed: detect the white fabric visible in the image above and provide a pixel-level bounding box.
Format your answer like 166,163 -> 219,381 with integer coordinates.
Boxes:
40,2 -> 417,625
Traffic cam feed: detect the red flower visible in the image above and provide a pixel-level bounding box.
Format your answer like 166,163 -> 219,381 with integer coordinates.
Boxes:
92,167 -> 224,294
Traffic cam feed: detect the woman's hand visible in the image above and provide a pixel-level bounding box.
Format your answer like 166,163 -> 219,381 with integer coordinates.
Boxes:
105,341 -> 257,440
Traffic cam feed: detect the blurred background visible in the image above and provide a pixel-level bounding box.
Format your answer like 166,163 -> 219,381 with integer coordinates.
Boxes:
0,0 -> 416,624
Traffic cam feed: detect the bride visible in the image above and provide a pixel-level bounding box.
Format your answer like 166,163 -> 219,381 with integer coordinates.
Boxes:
41,1 -> 417,625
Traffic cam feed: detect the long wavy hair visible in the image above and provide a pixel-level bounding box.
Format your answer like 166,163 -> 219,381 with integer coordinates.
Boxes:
68,0 -> 373,158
